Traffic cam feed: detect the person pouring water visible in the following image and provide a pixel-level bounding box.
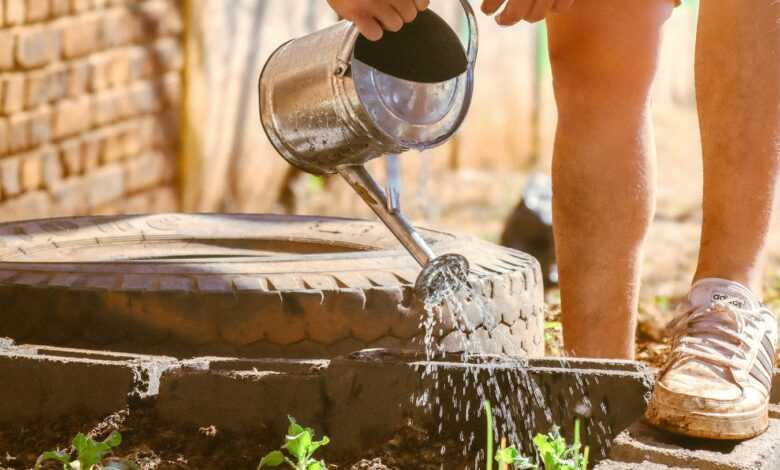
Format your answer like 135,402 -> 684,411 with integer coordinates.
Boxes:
326,0 -> 780,441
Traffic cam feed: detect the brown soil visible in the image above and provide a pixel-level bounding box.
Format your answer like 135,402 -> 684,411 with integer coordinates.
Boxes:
0,406 -> 472,470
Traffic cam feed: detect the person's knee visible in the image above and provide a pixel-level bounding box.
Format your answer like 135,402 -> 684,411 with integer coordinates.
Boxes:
547,2 -> 671,117
550,38 -> 660,117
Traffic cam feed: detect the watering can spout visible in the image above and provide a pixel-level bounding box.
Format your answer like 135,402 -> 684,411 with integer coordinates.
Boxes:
337,165 -> 434,267
337,165 -> 470,299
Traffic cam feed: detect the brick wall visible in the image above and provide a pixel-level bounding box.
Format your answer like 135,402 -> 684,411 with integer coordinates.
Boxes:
0,0 -> 182,223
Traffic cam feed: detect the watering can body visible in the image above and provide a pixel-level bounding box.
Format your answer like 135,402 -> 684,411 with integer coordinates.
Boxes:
259,1 -> 478,297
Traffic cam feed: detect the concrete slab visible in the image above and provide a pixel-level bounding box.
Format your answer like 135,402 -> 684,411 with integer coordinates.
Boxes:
594,460 -> 693,469
609,419 -> 780,470
9,340 -> 780,467
0,352 -> 136,422
324,350 -> 655,459
155,357 -> 328,439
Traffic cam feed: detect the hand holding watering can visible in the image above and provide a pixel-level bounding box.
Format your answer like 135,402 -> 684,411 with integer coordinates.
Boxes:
259,0 -> 478,300
327,0 -> 575,39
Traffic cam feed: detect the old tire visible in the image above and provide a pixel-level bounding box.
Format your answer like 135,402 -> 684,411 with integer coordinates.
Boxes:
0,214 -> 544,358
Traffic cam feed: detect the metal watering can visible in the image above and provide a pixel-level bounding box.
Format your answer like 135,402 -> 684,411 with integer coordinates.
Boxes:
259,0 -> 478,299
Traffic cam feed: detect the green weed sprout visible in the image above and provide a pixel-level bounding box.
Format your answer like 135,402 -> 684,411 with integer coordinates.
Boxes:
35,431 -> 123,470
483,400 -> 589,470
258,416 -> 330,470
533,420 -> 589,470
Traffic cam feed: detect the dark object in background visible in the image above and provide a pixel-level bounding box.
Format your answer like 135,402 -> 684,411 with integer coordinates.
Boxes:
500,173 -> 558,286
354,9 -> 468,83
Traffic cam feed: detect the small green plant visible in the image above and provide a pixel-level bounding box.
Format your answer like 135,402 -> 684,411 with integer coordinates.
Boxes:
258,416 -> 330,470
532,421 -> 589,470
36,431 -> 123,470
483,400 -> 589,470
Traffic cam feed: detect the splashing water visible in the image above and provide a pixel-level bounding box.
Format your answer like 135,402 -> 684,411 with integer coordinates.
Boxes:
411,262 -> 607,467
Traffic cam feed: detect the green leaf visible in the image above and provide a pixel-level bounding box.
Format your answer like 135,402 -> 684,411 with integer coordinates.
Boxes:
35,450 -> 71,470
495,446 -> 519,464
307,460 -> 326,470
72,434 -> 89,452
103,432 -> 122,448
257,450 -> 285,468
309,436 -> 330,455
513,456 -> 538,470
287,416 -> 304,437
71,432 -> 120,470
283,428 -> 312,462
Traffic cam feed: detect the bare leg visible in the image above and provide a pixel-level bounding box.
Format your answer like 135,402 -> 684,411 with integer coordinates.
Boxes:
693,0 -> 780,294
547,0 -> 673,358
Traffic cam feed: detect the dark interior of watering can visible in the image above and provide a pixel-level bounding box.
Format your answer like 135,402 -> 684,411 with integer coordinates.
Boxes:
353,9 -> 468,83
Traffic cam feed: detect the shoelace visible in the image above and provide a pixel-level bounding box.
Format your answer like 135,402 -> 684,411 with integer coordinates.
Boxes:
665,303 -> 761,372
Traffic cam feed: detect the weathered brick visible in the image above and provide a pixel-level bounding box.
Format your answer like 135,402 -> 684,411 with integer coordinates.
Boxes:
139,0 -> 182,36
0,32 -> 15,71
8,112 -> 29,152
26,64 -> 67,108
59,137 -> 81,175
53,96 -> 91,138
101,7 -> 142,47
25,0 -> 49,22
69,0 -> 90,14
28,106 -> 51,146
99,126 -> 121,161
40,145 -> 61,189
0,0 -> 182,218
61,13 -> 100,58
152,37 -> 182,71
128,45 -> 152,81
150,184 -> 177,211
48,64 -> 68,101
121,190 -> 151,213
87,162 -> 123,207
92,89 -> 119,125
25,64 -> 67,108
0,189 -> 49,221
66,59 -> 89,97
0,118 -> 8,156
2,73 -> 26,115
120,120 -> 140,156
88,53 -> 109,91
130,80 -> 161,114
162,72 -> 180,105
124,150 -> 167,191
50,175 -> 88,213
5,0 -> 25,26
118,87 -> 132,118
20,149 -> 42,190
50,0 -> 69,16
107,49 -> 129,86
151,110 -> 177,149
81,130 -> 99,171
0,156 -> 20,197
16,27 -> 60,69
25,68 -> 48,108
138,114 -> 154,148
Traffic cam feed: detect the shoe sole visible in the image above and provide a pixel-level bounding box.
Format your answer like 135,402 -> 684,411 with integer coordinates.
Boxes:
645,397 -> 768,440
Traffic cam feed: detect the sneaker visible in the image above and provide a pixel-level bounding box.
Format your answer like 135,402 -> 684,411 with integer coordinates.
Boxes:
645,278 -> 778,439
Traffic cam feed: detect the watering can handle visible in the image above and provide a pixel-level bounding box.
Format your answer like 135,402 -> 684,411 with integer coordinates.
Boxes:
336,0 -> 479,73
420,0 -> 479,150
460,0 -> 479,66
